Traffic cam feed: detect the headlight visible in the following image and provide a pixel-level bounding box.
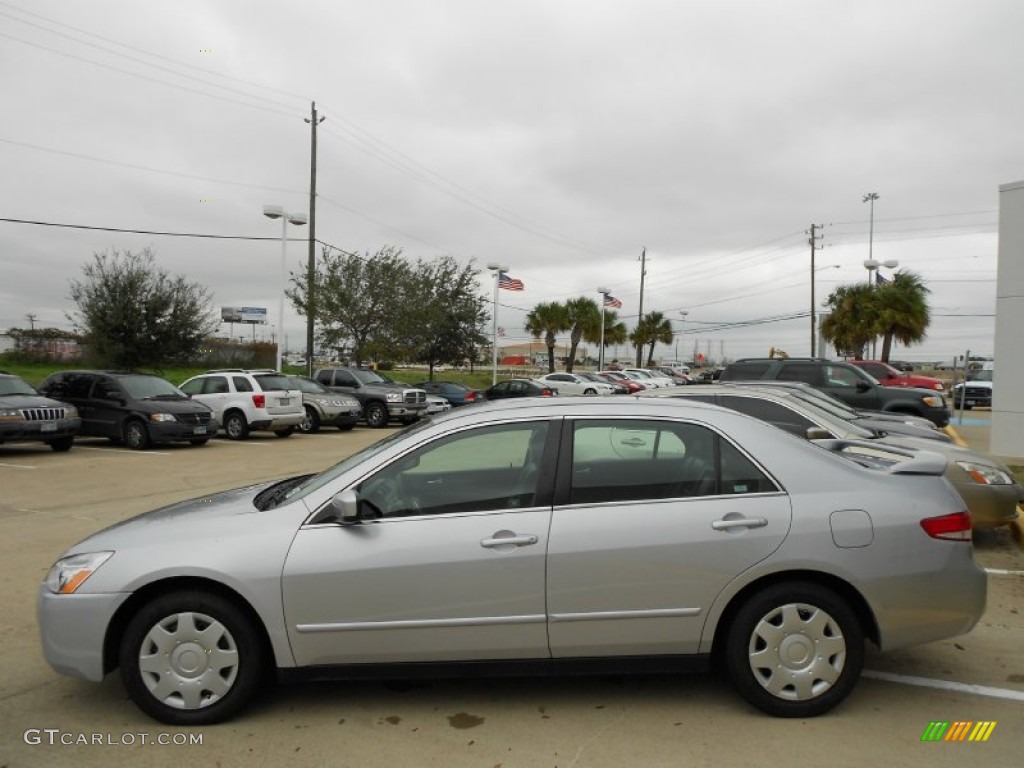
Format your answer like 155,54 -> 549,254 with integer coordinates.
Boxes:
922,395 -> 945,407
44,552 -> 114,594
149,413 -> 176,422
386,393 -> 402,403
955,461 -> 1014,485
0,408 -> 24,420
65,406 -> 78,418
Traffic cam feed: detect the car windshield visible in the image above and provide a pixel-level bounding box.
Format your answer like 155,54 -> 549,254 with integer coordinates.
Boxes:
971,370 -> 993,382
779,394 -> 874,439
783,387 -> 860,419
290,376 -> 327,394
253,374 -> 294,391
119,375 -> 188,400
280,419 -> 434,505
352,369 -> 389,385
0,376 -> 38,396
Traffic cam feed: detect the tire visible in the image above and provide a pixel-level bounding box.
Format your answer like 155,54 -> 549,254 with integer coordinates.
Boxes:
123,420 -> 151,451
365,401 -> 389,429
723,582 -> 864,718
223,411 -> 249,440
583,388 -> 597,395
298,406 -> 320,434
337,424 -> 355,431
274,427 -> 294,438
48,436 -> 74,452
189,438 -> 209,446
119,590 -> 265,725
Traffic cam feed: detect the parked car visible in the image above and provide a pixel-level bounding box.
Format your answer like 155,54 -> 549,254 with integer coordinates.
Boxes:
39,371 -> 216,450
621,368 -> 675,388
415,381 -> 485,407
425,394 -> 452,415
643,384 -> 1021,529
652,366 -> 694,385
848,360 -> 945,392
598,370 -> 647,392
537,372 -> 616,396
37,397 -> 985,724
313,368 -> 428,428
720,358 -> 950,427
287,376 -> 362,433
483,379 -> 557,399
0,371 -> 80,452
578,371 -> 628,394
951,368 -> 993,409
179,370 -> 303,440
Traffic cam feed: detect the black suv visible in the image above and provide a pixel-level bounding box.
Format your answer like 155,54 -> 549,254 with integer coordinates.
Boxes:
719,358 -> 950,427
38,371 -> 217,450
0,371 -> 81,452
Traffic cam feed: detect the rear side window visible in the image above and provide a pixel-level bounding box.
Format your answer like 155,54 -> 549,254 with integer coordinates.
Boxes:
253,374 -> 292,391
721,362 -> 771,380
776,363 -> 822,385
65,374 -> 97,399
315,370 -> 334,386
205,377 -> 230,394
232,376 -> 254,393
717,395 -> 818,438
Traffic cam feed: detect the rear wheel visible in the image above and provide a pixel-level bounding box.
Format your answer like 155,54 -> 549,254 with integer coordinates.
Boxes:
298,406 -> 320,434
724,582 -> 863,718
583,387 -> 597,395
119,590 -> 265,725
124,420 -> 151,451
224,411 -> 249,440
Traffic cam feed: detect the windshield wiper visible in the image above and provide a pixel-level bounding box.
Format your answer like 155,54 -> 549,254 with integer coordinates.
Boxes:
254,474 -> 315,510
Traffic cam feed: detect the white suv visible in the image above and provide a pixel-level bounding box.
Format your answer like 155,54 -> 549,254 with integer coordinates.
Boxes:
179,370 -> 304,439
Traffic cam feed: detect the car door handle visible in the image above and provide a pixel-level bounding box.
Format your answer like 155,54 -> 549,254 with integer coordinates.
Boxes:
712,517 -> 768,531
481,533 -> 538,548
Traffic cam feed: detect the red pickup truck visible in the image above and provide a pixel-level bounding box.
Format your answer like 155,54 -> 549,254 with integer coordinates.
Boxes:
849,360 -> 945,391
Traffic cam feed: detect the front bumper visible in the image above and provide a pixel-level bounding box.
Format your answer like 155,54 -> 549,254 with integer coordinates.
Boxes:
386,404 -> 429,418
149,418 -> 218,443
0,416 -> 80,443
37,588 -> 129,681
320,405 -> 363,427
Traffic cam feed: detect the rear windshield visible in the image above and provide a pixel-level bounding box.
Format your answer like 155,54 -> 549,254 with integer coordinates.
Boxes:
254,374 -> 294,391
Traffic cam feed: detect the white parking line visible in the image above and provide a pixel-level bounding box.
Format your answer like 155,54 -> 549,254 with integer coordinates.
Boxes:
0,462 -> 36,469
74,446 -> 173,456
984,568 -> 1024,577
863,670 -> 1024,702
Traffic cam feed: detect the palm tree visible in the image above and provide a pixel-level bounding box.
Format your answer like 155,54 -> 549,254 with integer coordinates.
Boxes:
525,301 -> 569,373
563,297 -> 602,372
630,311 -> 674,367
600,310 -> 628,366
876,271 -> 930,362
820,283 -> 878,359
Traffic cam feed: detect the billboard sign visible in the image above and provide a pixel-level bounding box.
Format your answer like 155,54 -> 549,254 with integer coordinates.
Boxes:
221,306 -> 267,324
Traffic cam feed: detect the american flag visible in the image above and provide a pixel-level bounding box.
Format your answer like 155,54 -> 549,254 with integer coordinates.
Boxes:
498,271 -> 524,291
603,294 -> 622,309
875,272 -> 890,285
497,326 -> 506,337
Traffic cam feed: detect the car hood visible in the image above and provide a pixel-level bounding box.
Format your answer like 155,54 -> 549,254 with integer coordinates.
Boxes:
0,394 -> 71,409
66,481 -> 278,554
834,430 -> 1015,472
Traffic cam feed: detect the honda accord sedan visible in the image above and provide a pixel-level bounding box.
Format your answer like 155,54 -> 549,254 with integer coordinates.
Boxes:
38,398 -> 985,725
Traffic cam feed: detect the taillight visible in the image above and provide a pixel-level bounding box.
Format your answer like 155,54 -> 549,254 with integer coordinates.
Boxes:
920,511 -> 972,541
541,388 -> 554,397
465,392 -> 476,402
252,394 -> 266,408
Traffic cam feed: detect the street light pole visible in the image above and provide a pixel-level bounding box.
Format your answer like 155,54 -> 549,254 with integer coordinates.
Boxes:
263,205 -> 307,371
678,310 -> 689,362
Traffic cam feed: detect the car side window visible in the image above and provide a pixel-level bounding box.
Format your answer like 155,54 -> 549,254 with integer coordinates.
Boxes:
232,376 -> 253,393
720,439 -> 779,494
94,379 -> 121,400
63,374 -> 96,400
356,421 -> 551,518
334,370 -> 358,386
717,395 -> 817,438
777,363 -> 821,385
823,366 -> 862,389
315,370 -> 333,386
201,376 -> 229,394
180,379 -> 203,396
569,419 -> 718,504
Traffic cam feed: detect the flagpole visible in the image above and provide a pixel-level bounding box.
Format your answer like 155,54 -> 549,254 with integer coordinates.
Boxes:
487,263 -> 508,385
597,287 -> 610,371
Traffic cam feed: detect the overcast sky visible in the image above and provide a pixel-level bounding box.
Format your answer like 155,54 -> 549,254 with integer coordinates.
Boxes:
1,0 -> 1018,364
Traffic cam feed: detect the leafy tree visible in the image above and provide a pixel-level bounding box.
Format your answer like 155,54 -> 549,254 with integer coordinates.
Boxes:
820,283 -> 878,359
563,297 -> 603,373
630,311 -> 674,366
525,301 -> 569,373
67,247 -> 216,369
876,272 -> 930,362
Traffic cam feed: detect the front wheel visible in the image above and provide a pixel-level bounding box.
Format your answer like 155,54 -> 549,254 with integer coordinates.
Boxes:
124,420 -> 151,451
723,582 -> 863,718
48,436 -> 74,452
365,402 -> 389,428
119,590 -> 265,725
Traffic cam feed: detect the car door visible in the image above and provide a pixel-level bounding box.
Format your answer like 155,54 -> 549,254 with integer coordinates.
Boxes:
818,364 -> 882,410
546,417 -> 791,657
282,419 -> 556,666
88,376 -> 126,438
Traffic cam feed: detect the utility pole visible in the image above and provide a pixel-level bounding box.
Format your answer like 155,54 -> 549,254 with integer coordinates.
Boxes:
25,313 -> 37,331
635,247 -> 646,366
304,101 -> 325,378
807,223 -> 823,356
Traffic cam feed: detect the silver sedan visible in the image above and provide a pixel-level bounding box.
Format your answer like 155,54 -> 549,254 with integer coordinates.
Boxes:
38,397 -> 985,725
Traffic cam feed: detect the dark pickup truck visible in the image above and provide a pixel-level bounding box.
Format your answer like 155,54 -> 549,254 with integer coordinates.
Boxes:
719,358 -> 951,427
313,367 -> 428,428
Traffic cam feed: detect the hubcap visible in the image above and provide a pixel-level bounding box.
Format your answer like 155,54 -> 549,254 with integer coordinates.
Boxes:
137,611 -> 239,710
747,602 -> 846,701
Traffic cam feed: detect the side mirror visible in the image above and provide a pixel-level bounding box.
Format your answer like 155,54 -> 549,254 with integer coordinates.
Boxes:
855,380 -> 871,393
326,488 -> 361,525
806,427 -> 833,440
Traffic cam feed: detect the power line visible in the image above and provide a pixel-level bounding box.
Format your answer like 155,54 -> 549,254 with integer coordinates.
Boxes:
0,217 -> 291,241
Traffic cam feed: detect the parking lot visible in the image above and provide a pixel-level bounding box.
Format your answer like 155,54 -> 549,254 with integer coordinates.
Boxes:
1,423 -> 1023,767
